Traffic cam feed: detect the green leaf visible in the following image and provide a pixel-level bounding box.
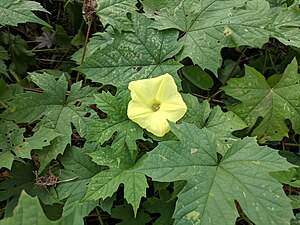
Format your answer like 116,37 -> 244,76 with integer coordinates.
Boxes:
142,0 -> 300,73
55,25 -> 71,49
111,204 -> 152,225
0,46 -> 9,60
77,13 -> 183,89
291,213 -> 300,225
181,65 -> 214,90
56,146 -> 102,200
6,34 -> 36,75
1,73 -> 97,171
0,79 -> 23,105
0,161 -> 59,206
218,59 -> 242,84
142,0 -> 268,73
289,195 -> 300,209
96,0 -> 137,31
0,60 -> 8,77
55,202 -> 95,225
0,46 -> 9,77
137,122 -> 294,225
271,167 -> 300,188
181,95 -> 211,128
0,0 -> 49,27
205,106 -> 247,155
182,95 -> 247,154
99,194 -> 116,214
87,91 -> 144,159
82,91 -> 147,216
83,142 -> 148,216
269,2 -> 300,48
0,191 -> 56,225
14,127 -> 61,159
55,146 -> 101,222
0,120 -> 24,169
142,189 -> 176,225
223,58 -> 300,143
71,30 -> 114,64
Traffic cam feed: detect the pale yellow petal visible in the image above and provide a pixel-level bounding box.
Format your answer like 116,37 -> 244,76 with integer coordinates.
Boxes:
128,75 -> 164,105
128,101 -> 170,137
156,74 -> 179,102
160,105 -> 187,122
160,94 -> 187,122
127,100 -> 153,128
127,73 -> 187,137
145,111 -> 170,137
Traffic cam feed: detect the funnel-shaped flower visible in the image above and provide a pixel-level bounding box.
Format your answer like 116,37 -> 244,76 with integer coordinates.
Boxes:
127,74 -> 187,137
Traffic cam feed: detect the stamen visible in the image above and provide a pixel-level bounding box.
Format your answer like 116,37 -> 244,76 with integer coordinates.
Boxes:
152,103 -> 160,112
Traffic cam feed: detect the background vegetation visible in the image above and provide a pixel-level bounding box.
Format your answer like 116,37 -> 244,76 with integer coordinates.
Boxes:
1,0 -> 300,224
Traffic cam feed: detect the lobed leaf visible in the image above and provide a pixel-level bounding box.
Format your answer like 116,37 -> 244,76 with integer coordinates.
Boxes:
83,142 -> 148,216
182,95 -> 247,154
142,0 -> 300,73
269,2 -> 300,47
55,146 -> 101,225
95,0 -> 137,31
77,13 -> 183,89
0,0 -> 49,27
1,73 -> 97,171
87,91 -> 144,159
223,58 -> 300,143
137,122 -> 293,225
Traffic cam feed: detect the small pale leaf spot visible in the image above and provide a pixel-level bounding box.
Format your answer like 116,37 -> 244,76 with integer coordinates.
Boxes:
191,148 -> 198,154
187,211 -> 200,221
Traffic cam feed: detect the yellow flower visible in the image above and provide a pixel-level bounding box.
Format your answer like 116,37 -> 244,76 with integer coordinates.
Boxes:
127,74 -> 187,137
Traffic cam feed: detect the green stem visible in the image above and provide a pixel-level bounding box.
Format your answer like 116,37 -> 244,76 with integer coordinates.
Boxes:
283,143 -> 300,147
268,52 -> 279,74
9,70 -> 21,83
95,207 -> 104,225
0,100 -> 9,109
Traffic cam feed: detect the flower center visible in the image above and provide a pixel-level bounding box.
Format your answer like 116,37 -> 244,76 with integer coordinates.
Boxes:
152,103 -> 161,112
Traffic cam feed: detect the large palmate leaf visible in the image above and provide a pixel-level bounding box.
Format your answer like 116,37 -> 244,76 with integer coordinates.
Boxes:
77,13 -> 183,89
223,58 -> 300,143
0,0 -> 49,27
142,0 -> 300,73
83,142 -> 148,216
55,146 -> 101,225
95,0 -> 137,31
1,73 -> 97,171
82,91 -> 147,215
0,191 -> 56,225
182,95 -> 247,154
87,91 -> 144,158
137,122 -> 293,225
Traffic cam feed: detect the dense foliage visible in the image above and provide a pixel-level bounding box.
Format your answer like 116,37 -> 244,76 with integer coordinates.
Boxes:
1,0 -> 300,224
